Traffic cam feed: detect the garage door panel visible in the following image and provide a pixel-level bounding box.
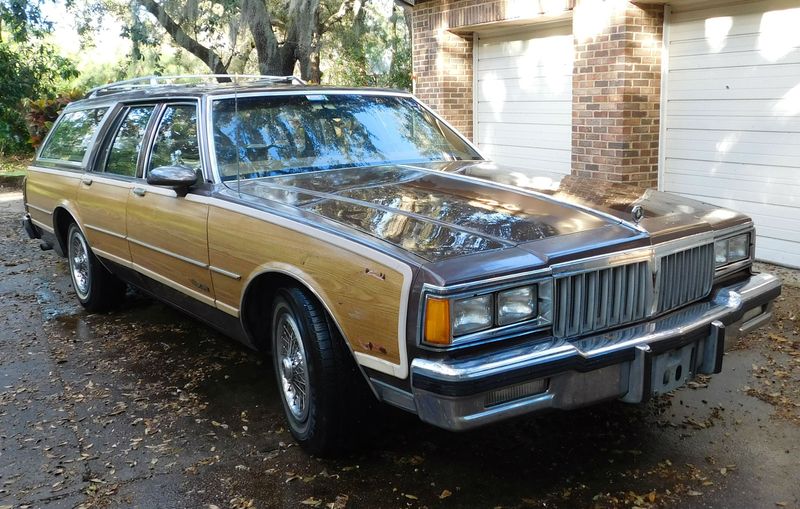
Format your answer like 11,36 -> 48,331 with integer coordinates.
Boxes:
665,138 -> 800,159
478,126 -> 570,149
666,128 -> 800,146
668,63 -> 800,83
476,25 -> 572,175
668,86 -> 800,101
662,174 -> 800,207
670,47 -> 800,70
665,157 -> 800,183
669,2 -> 800,39
670,33 -> 800,57
477,101 -> 569,115
476,66 -> 572,82
478,152 -> 572,174
755,240 -> 800,268
668,97 -> 800,117
666,115 -> 800,132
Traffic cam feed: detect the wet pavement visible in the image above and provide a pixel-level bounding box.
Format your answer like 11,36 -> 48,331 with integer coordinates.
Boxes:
1,190 -> 798,509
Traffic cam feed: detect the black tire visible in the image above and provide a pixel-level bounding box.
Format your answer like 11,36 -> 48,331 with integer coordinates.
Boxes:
270,286 -> 370,456
66,223 -> 126,312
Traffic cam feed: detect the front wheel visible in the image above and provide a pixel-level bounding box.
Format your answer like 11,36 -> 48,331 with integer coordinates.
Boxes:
271,286 -> 369,456
66,224 -> 126,312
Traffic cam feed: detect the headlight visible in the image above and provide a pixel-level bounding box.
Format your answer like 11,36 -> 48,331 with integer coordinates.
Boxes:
453,295 -> 493,336
714,233 -> 750,268
423,281 -> 553,346
497,286 -> 536,326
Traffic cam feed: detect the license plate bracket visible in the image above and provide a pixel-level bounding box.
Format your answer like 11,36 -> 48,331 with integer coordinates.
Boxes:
651,342 -> 697,395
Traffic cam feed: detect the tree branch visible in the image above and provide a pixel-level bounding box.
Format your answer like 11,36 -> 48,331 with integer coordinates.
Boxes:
135,0 -> 228,75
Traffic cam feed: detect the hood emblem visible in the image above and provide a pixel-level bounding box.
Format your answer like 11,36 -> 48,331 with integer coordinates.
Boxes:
631,205 -> 644,224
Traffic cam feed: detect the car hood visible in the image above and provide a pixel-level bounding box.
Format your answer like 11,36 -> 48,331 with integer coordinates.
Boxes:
231,161 -> 749,264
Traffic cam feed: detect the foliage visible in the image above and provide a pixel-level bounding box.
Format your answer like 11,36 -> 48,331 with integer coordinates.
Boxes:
22,89 -> 84,148
0,39 -> 78,154
322,0 -> 411,89
0,0 -> 79,154
73,0 -> 411,88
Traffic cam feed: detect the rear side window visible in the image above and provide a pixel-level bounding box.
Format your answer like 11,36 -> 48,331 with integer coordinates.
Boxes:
39,108 -> 108,163
104,106 -> 155,177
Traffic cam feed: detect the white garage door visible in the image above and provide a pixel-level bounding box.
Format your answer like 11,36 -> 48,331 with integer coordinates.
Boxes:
475,23 -> 573,177
663,1 -> 800,267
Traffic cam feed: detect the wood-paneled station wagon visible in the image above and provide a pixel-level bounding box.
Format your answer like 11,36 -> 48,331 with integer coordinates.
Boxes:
23,75 -> 781,455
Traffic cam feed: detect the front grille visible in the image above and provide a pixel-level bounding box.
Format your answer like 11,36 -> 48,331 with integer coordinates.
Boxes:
553,243 -> 715,339
553,261 -> 652,338
657,243 -> 714,314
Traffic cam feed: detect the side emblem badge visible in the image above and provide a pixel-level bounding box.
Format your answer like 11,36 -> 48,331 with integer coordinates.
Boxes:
631,205 -> 644,224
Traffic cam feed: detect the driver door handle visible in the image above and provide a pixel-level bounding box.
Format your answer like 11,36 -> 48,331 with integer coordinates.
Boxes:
81,176 -> 93,186
132,187 -> 146,197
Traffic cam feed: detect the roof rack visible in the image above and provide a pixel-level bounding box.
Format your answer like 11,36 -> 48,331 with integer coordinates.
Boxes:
84,74 -> 307,98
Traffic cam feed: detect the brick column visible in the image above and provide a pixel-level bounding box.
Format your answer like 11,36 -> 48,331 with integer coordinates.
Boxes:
571,1 -> 664,188
411,2 -> 474,139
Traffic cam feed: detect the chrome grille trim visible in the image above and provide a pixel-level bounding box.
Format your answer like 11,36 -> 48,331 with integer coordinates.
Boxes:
656,243 -> 714,314
554,261 -> 652,338
553,242 -> 715,339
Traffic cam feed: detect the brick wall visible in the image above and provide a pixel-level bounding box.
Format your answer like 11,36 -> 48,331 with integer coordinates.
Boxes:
412,0 -> 664,188
411,1 -> 476,138
571,1 -> 664,188
411,0 -> 574,140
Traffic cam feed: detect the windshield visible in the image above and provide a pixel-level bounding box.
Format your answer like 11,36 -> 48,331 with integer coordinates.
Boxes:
211,93 -> 481,181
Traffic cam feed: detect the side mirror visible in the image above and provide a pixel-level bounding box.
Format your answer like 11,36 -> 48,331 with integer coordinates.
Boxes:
147,166 -> 198,191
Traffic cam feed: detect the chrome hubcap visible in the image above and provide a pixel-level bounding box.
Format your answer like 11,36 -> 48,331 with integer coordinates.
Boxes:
69,232 -> 90,300
277,313 -> 309,421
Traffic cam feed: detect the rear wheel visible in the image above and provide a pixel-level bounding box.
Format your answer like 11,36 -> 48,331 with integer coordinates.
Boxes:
67,224 -> 126,312
271,286 -> 369,456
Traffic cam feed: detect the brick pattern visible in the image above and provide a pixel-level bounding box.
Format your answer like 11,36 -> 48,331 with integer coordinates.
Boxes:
411,1 -> 475,138
572,2 -> 664,188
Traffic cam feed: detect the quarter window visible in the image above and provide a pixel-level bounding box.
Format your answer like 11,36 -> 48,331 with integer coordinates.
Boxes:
149,105 -> 201,172
105,106 -> 155,177
39,108 -> 108,163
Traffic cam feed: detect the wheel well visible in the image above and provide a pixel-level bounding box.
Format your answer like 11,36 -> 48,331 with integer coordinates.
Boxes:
52,207 -> 76,257
242,272 -> 334,353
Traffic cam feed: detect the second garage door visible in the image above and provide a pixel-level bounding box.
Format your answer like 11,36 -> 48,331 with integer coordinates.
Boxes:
475,23 -> 573,177
663,1 -> 800,267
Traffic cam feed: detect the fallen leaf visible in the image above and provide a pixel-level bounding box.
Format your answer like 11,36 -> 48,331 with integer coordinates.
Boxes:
403,494 -> 418,500
687,490 -> 703,496
301,497 -> 322,507
439,489 -> 452,499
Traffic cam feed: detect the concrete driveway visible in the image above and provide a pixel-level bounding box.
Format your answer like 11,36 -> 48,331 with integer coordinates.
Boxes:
1,191 -> 798,509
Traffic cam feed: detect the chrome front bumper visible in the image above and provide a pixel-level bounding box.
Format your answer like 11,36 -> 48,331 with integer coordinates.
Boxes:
410,272 -> 781,431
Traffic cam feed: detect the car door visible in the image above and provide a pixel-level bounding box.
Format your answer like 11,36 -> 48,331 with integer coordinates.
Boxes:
78,104 -> 156,266
125,102 -> 215,307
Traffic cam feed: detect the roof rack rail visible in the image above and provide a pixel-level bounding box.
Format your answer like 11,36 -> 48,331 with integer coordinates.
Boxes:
84,74 -> 306,98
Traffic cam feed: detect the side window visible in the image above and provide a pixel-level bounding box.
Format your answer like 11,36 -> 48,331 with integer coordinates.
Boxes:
105,106 -> 155,177
39,108 -> 107,163
149,105 -> 200,173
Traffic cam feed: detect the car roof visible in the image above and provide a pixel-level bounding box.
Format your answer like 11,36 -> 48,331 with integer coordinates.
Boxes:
68,79 -> 410,110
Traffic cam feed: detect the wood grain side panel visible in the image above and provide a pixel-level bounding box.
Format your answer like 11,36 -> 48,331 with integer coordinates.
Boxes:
126,192 -> 213,299
207,207 -> 406,365
24,167 -> 80,226
77,180 -> 131,261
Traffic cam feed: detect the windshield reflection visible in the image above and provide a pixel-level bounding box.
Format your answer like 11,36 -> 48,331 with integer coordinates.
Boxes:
212,94 -> 480,182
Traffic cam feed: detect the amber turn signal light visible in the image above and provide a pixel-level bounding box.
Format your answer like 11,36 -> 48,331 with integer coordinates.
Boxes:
424,296 -> 451,345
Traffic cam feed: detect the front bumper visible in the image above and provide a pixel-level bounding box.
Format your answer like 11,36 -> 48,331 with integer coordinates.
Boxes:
410,272 -> 781,431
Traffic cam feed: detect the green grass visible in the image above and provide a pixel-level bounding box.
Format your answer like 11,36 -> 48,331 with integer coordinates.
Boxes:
0,155 -> 31,176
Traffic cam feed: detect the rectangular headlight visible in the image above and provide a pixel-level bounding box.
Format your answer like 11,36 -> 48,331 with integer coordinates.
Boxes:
497,286 -> 536,326
714,233 -> 750,268
453,294 -> 493,336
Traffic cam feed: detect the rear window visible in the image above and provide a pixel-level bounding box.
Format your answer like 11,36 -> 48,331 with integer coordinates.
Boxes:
39,108 -> 108,164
